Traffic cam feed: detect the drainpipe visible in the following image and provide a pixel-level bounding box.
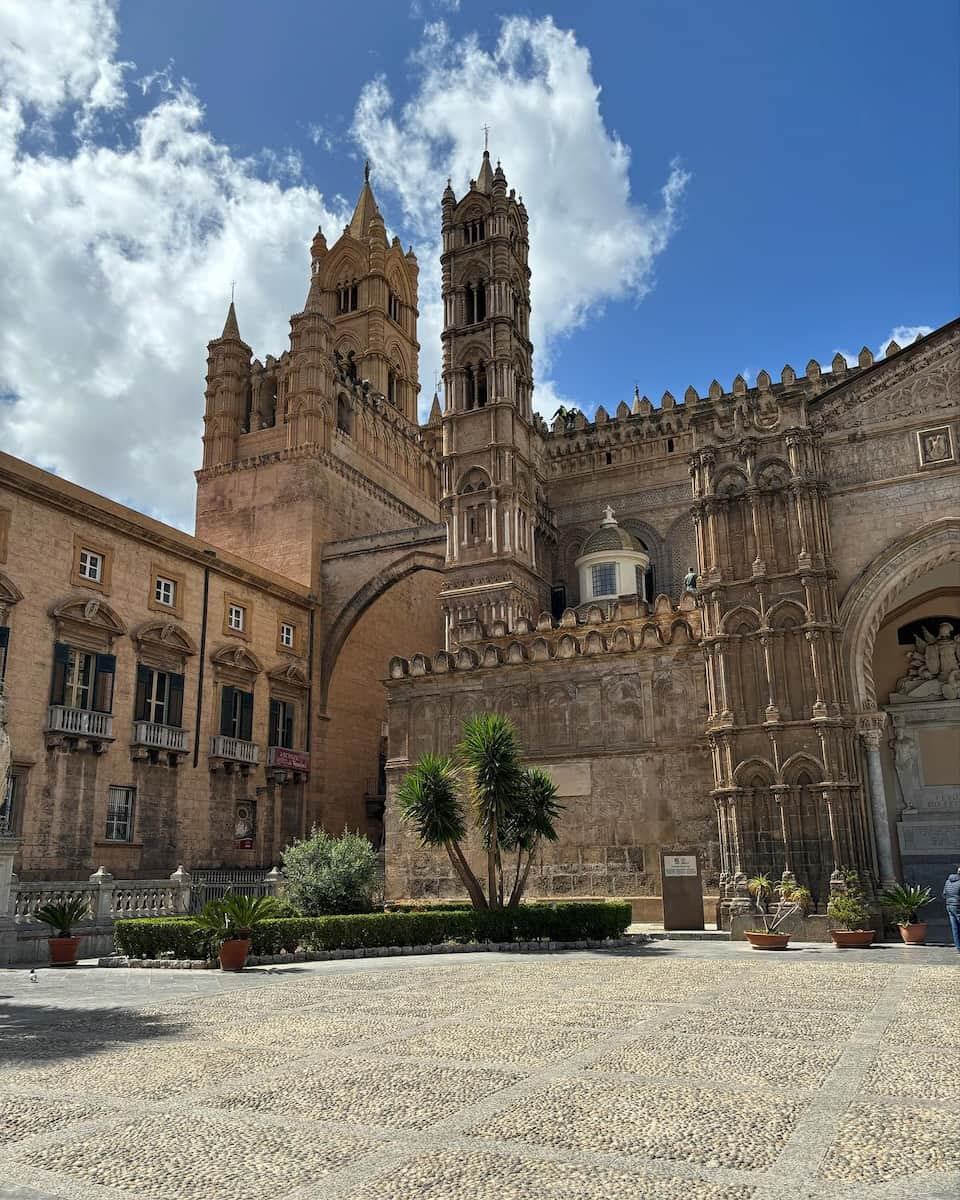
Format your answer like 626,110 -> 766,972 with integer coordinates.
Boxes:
193,560 -> 213,768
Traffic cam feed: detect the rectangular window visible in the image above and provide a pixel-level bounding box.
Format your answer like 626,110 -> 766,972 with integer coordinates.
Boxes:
105,785 -> 134,842
51,644 -> 115,712
134,665 -> 184,727
591,562 -> 617,597
0,772 -> 18,836
78,548 -> 103,582
635,566 -> 646,598
228,604 -> 245,632
279,622 -> 295,649
269,698 -> 296,749
0,625 -> 8,681
154,576 -> 176,607
220,686 -> 254,741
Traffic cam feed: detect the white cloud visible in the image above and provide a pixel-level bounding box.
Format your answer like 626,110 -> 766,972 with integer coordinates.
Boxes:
0,0 -> 347,529
834,324 -> 933,368
352,16 -> 688,420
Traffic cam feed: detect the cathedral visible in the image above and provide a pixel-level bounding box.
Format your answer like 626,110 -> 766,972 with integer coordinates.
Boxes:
1,151 -> 957,927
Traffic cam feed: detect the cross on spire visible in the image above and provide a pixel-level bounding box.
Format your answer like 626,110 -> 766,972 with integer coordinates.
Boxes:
482,124 -> 489,152
230,280 -> 236,303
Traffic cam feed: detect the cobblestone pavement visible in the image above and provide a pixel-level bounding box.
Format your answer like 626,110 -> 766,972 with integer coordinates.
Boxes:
1,942 -> 958,1200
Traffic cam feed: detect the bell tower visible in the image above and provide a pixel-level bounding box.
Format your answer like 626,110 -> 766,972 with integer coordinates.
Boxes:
439,149 -> 549,645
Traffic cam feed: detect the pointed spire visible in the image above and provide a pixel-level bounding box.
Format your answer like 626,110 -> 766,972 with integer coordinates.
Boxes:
348,163 -> 383,239
477,149 -> 495,194
428,392 -> 442,425
221,300 -> 241,341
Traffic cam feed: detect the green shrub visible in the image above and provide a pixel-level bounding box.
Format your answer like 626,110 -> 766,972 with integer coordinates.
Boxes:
827,892 -> 872,931
117,902 -> 632,959
281,827 -> 379,915
383,901 -> 474,913
115,918 -> 212,959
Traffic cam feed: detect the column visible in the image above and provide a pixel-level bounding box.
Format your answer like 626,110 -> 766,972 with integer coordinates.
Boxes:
859,717 -> 896,885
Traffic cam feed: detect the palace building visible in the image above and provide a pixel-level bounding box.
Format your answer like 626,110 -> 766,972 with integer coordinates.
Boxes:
1,153 -> 958,924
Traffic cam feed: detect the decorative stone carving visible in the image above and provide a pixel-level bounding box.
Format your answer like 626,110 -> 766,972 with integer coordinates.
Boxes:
890,620 -> 960,702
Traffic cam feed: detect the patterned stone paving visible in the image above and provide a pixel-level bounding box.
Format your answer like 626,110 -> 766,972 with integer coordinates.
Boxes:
1,945 -> 958,1199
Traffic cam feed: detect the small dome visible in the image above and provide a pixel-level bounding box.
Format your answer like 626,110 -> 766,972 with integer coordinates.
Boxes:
581,519 -> 644,555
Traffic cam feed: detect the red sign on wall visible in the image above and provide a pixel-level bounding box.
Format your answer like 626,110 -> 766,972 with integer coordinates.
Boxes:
270,748 -> 310,772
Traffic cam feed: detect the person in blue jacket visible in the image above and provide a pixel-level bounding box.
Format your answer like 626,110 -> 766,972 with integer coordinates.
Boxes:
944,868 -> 960,952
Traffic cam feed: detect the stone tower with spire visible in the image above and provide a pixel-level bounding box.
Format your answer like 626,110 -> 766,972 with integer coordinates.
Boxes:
438,148 -> 551,644
195,165 -> 440,590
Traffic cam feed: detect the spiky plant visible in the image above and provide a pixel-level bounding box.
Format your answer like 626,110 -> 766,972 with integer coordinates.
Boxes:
502,767 -> 563,907
458,713 -> 524,908
34,898 -> 89,937
879,883 -> 933,926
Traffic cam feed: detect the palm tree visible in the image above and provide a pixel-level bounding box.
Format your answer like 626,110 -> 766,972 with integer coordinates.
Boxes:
503,767 -> 562,907
458,713 -> 524,908
395,752 -> 487,909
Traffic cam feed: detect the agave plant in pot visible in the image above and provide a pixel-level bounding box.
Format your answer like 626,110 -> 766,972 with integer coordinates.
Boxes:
34,898 -> 90,966
744,875 -> 808,949
879,883 -> 933,945
191,892 -> 281,971
827,880 -> 875,948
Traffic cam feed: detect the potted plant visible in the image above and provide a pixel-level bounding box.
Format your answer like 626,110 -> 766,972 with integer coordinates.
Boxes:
744,874 -> 806,949
827,885 -> 875,948
34,898 -> 90,966
879,883 -> 934,945
191,892 -> 280,971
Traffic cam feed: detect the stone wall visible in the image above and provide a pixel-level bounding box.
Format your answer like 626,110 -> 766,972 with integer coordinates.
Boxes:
383,596 -> 716,900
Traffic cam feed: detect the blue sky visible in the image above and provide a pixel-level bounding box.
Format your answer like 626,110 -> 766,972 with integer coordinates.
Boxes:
0,0 -> 957,526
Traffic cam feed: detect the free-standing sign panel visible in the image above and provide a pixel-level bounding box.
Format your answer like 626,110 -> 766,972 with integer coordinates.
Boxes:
660,849 -> 704,930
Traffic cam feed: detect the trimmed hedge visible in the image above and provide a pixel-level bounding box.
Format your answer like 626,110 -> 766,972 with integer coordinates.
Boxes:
114,902 -> 632,960
382,901 -> 474,914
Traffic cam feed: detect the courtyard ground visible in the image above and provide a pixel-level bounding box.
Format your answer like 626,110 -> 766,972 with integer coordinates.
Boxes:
1,941 -> 958,1200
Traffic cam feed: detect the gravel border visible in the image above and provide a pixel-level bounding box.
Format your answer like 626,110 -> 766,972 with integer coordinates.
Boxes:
98,935 -> 645,969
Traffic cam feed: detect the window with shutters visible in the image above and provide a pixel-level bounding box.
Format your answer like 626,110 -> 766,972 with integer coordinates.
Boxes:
220,685 -> 254,741
51,644 -> 115,712
134,665 -> 184,728
0,770 -> 22,836
105,785 -> 135,842
0,625 -> 8,681
269,698 -> 296,749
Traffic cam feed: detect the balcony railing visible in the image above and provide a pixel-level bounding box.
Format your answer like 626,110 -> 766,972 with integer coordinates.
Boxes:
209,735 -> 259,766
132,721 -> 189,753
46,705 -> 113,740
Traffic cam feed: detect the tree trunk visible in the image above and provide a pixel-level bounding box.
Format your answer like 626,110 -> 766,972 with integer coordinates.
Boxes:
508,841 -> 538,907
487,812 -> 499,909
445,841 -> 488,909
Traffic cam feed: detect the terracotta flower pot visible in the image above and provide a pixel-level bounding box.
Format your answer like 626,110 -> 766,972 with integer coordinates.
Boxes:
47,936 -> 82,966
745,931 -> 790,950
898,922 -> 927,945
218,938 -> 251,971
830,928 -> 875,948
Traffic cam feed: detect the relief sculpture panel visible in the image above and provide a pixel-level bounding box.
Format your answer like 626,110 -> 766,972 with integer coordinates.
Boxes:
602,672 -> 645,748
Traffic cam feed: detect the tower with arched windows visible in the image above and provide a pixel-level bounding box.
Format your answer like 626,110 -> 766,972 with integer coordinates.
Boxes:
438,150 -> 550,645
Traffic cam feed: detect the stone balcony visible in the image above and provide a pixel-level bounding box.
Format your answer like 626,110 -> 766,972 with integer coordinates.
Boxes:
45,705 -> 114,752
209,734 -> 259,774
131,721 -> 190,765
265,745 -> 310,783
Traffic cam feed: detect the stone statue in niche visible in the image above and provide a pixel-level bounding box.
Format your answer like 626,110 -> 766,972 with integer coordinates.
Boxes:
891,620 -> 960,702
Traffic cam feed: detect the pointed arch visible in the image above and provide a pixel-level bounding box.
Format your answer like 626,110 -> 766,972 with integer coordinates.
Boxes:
778,752 -> 825,785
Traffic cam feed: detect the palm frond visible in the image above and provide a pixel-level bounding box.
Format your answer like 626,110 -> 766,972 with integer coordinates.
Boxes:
396,754 -> 466,846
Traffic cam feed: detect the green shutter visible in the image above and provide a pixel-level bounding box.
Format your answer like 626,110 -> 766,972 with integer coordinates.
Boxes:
51,642 -> 70,705
283,703 -> 295,750
269,698 -> 280,747
168,673 -> 185,728
93,654 -> 116,713
239,690 -> 254,742
134,664 -> 151,722
220,686 -> 235,737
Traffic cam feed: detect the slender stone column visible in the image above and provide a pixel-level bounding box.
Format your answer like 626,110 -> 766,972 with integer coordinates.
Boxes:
859,716 -> 896,886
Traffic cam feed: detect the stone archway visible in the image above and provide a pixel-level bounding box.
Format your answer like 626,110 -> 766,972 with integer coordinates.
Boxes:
840,519 -> 960,714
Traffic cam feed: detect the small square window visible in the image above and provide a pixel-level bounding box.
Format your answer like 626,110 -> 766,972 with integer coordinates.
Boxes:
155,576 -> 176,607
78,549 -> 103,582
280,622 -> 295,649
591,562 -> 617,597
228,604 -> 245,632
105,785 -> 135,842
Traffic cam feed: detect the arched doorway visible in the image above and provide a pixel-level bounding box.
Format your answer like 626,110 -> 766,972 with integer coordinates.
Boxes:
319,562 -> 444,844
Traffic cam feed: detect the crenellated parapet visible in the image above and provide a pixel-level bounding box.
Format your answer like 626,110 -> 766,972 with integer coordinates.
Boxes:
541,336 -> 924,479
388,590 -> 701,679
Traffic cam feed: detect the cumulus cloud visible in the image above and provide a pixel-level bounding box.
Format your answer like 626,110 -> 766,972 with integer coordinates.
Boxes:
352,16 -> 688,419
0,1 -> 346,528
